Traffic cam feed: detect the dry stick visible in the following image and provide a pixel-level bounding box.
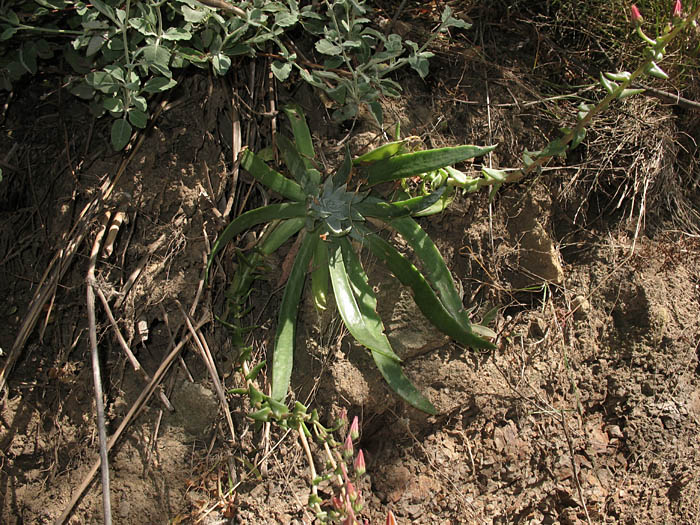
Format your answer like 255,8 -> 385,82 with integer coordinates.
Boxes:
634,83 -> 700,111
101,208 -> 126,258
0,101 -> 164,393
479,23 -> 496,259
223,92 -> 242,221
146,365 -> 179,465
86,215 -> 113,525
547,294 -> 591,523
95,288 -> 174,411
159,303 -> 195,383
56,315 -> 211,525
196,0 -> 245,18
194,427 -> 293,524
561,411 -> 593,525
176,301 -> 237,442
114,233 -> 167,310
0,206 -> 96,393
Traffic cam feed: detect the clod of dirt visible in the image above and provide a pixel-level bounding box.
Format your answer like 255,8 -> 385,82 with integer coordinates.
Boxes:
166,380 -> 219,438
376,266 -> 451,361
502,187 -> 565,288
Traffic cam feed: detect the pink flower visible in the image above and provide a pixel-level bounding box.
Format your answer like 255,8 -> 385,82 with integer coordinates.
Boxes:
630,4 -> 643,25
673,0 -> 682,20
354,449 -> 366,476
349,416 -> 360,441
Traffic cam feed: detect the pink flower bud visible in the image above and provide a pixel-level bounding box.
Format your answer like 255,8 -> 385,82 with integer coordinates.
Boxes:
346,481 -> 358,503
630,4 -> 643,26
351,492 -> 364,513
349,416 -> 360,441
386,510 -> 398,525
354,449 -> 366,476
332,495 -> 344,511
337,408 -> 348,431
673,0 -> 682,20
343,432 -> 354,459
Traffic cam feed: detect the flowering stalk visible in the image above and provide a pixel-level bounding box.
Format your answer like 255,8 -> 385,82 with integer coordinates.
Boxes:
507,2 -> 700,184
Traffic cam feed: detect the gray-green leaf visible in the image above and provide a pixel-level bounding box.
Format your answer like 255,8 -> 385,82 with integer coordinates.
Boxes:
315,38 -> 342,56
128,108 -> 148,129
143,76 -> 177,93
111,119 -> 132,151
271,60 -> 292,81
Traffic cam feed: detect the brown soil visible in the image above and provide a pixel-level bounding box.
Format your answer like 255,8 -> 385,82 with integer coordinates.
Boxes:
2,4 -> 700,525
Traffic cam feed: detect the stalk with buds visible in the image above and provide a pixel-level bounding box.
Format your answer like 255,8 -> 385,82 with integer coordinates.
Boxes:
502,1 -> 700,185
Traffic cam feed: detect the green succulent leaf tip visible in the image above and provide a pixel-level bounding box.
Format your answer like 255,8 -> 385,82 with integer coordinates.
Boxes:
307,177 -> 368,236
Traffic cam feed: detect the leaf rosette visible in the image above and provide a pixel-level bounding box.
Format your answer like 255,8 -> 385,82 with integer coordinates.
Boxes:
209,105 -> 497,414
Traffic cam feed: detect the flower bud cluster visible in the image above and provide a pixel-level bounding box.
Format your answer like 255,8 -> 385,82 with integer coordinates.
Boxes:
323,415 -> 369,524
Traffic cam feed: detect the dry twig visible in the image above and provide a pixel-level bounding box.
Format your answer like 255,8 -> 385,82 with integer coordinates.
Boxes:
86,213 -> 113,525
177,301 -> 237,442
56,314 -> 211,524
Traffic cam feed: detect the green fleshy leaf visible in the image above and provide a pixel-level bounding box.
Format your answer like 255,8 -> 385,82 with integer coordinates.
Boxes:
249,407 -> 271,422
276,134 -> 309,185
163,27 -> 191,41
352,140 -> 407,165
315,38 -> 342,55
368,101 -> 383,126
86,71 -> 120,94
540,138 -> 567,158
271,232 -> 317,401
271,60 -> 292,81
355,189 -> 446,219
282,105 -> 315,165
102,97 -> 123,113
206,202 -> 306,279
311,237 -> 329,311
569,127 -> 587,150
365,144 -> 497,186
328,237 -> 401,362
371,349 -> 436,414
481,167 -> 508,182
86,35 -> 105,56
389,216 -> 494,350
143,76 -> 177,93
618,88 -> 645,100
142,44 -> 171,74
240,149 -> 306,201
646,61 -> 668,79
604,71 -> 631,82
212,53 -> 231,75
128,108 -> 148,129
181,5 -> 208,23
408,54 -> 431,79
70,82 -> 95,100
599,72 -> 618,94
358,227 -> 493,351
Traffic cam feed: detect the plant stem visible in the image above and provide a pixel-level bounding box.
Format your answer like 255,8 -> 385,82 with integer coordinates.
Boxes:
508,5 -> 700,183
0,18 -> 82,35
298,422 -> 322,515
122,0 -> 131,66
